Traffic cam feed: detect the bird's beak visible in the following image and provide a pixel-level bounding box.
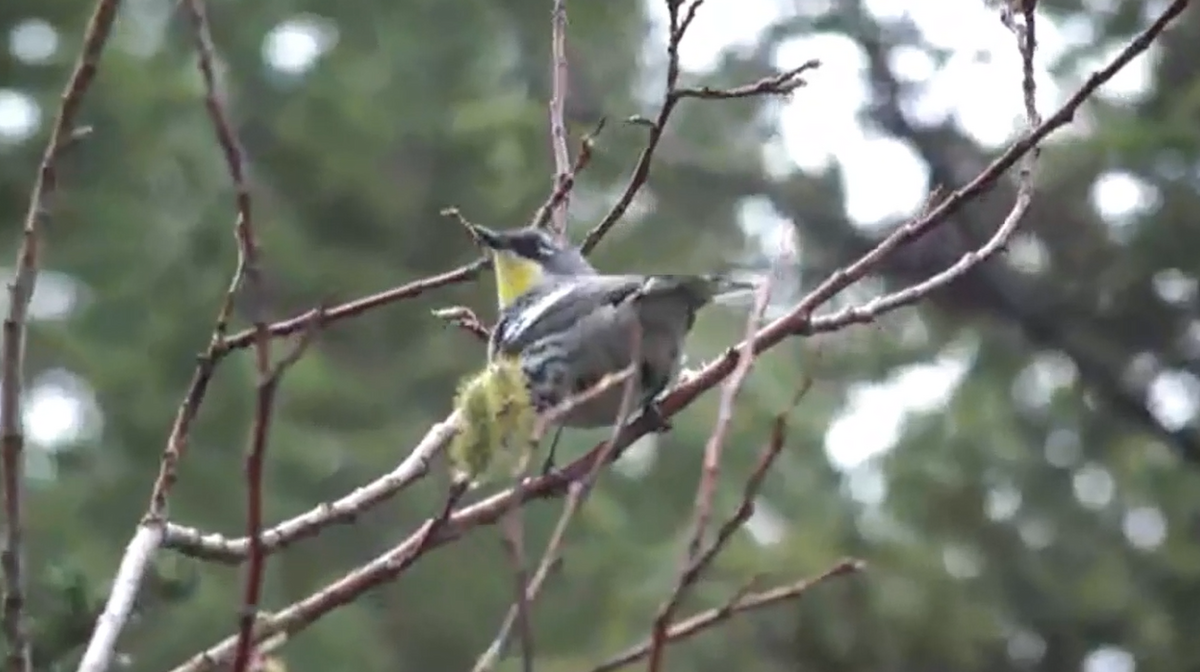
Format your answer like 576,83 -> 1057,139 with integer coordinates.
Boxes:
465,222 -> 506,251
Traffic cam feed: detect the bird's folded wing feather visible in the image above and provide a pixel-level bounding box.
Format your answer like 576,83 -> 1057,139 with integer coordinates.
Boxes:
491,275 -> 646,352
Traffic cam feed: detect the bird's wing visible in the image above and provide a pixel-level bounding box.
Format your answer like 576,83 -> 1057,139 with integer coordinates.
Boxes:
490,275 -> 645,353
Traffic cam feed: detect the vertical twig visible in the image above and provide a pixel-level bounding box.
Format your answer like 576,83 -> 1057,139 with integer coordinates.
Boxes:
682,282 -> 771,562
3,3 -> 123,672
177,2 -> 278,672
645,280 -> 770,672
497,479 -> 535,672
547,0 -> 572,239
473,324 -> 643,672
78,0 -> 260,657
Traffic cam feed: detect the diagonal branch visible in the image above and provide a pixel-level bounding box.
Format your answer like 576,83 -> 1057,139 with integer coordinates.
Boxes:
580,0 -> 817,254
590,560 -> 864,672
79,0 -> 277,668
173,2 -> 286,671
472,327 -> 644,672
579,0 -> 702,254
162,413 -> 456,562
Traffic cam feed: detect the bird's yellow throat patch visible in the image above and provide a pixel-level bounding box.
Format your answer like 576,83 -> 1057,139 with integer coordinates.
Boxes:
491,251 -> 543,308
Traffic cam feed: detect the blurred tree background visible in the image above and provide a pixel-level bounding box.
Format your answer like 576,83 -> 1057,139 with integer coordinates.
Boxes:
2,0 -> 1199,671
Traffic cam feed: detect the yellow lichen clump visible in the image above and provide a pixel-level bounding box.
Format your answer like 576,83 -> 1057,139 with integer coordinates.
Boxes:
448,357 -> 537,484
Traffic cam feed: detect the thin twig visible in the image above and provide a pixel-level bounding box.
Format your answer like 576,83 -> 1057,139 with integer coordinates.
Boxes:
231,315 -> 322,672
472,325 -> 643,672
178,2 -> 279,670
802,0 -> 1045,337
641,379 -> 809,670
547,0 -> 572,238
216,260 -> 488,355
579,0 -> 703,254
2,2 -> 120,671
646,281 -> 771,672
532,119 -> 605,231
591,560 -> 864,672
786,0 -> 1184,342
170,484 -> 468,672
579,1 -> 817,255
163,411 -> 460,562
431,306 -> 490,341
497,477 -> 535,672
674,59 -> 819,99
685,281 -> 770,562
180,0 -> 269,365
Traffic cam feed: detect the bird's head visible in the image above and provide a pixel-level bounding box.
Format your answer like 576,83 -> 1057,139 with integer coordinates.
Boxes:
465,223 -> 595,307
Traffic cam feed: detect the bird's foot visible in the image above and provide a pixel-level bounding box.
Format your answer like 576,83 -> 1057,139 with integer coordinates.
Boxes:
539,452 -> 562,479
643,402 -> 673,433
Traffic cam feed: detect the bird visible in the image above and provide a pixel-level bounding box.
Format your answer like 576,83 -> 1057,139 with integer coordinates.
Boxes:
461,221 -> 757,475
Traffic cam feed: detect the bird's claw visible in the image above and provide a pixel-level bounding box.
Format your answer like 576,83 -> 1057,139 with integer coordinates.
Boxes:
644,403 -> 673,433
539,452 -> 561,479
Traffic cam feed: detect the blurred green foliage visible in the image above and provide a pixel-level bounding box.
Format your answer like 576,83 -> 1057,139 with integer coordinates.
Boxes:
3,0 -> 1200,671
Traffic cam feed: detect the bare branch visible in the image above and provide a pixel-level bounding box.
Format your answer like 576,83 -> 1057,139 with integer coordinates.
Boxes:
432,306 -> 491,341
79,0 -> 275,667
169,485 -> 469,672
232,313 -> 323,672
547,0 -> 572,238
579,0 -> 706,254
75,526 -> 162,672
532,119 -> 606,231
802,0 -> 1048,337
647,282 -> 773,672
473,325 -> 643,672
579,1 -> 819,254
216,260 -> 489,356
163,413 -> 460,563
178,3 -> 286,671
498,505 -> 535,672
683,281 -> 771,562
590,559 -> 864,672
2,1 -> 120,671
675,59 -> 820,100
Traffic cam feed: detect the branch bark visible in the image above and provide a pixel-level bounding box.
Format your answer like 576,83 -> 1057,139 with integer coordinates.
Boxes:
4,3 -> 124,672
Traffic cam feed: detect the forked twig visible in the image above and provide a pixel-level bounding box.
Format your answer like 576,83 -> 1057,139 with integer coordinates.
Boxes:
230,312 -> 323,672
581,0 -> 818,254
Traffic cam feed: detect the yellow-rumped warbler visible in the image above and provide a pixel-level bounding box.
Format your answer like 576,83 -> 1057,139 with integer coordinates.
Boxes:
459,222 -> 755,474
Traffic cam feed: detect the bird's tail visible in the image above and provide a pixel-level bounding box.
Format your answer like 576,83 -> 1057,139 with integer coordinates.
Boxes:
640,274 -> 761,308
